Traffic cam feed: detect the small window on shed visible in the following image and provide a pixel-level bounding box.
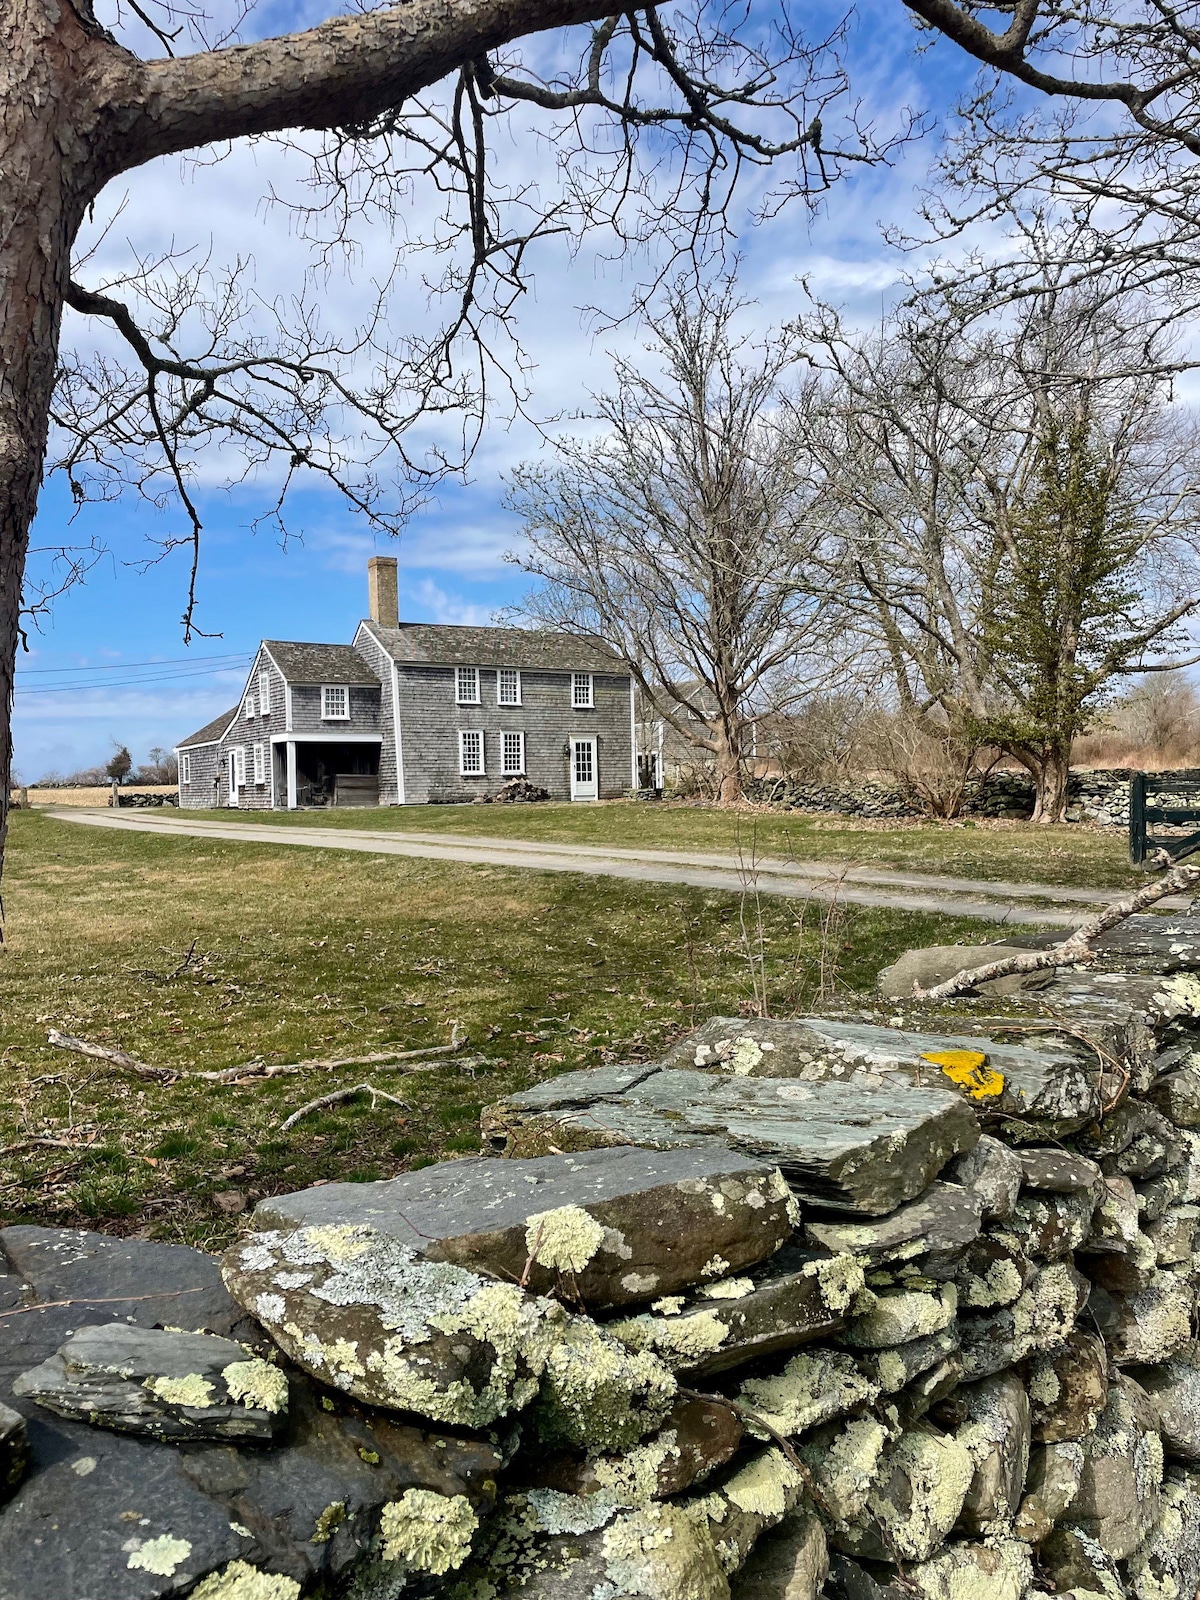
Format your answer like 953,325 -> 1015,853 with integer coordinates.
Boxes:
243,695 -> 256,720
258,669 -> 272,714
253,743 -> 266,784
572,672 -> 594,708
501,731 -> 525,775
498,668 -> 521,706
322,684 -> 349,719
180,752 -> 191,784
459,730 -> 485,775
456,666 -> 480,704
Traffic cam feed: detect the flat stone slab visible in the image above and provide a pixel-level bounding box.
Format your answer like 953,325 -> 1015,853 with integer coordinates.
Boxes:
805,1182 -> 982,1267
0,1227 -> 500,1600
484,1066 -> 978,1215
652,1015 -> 1103,1132
247,1146 -> 797,1308
1089,914 -> 1200,972
14,1324 -> 287,1443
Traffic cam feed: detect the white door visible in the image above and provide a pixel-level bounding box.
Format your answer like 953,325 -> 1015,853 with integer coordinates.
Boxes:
570,737 -> 598,801
229,747 -> 243,807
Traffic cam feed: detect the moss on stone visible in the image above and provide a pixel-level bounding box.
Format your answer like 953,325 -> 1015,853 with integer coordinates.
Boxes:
379,1490 -> 478,1574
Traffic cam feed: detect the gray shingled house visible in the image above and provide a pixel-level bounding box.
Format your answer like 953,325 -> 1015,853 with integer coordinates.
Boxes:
175,557 -> 634,808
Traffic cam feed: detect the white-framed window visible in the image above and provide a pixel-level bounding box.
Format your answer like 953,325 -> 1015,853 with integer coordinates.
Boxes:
322,684 -> 349,720
258,669 -> 272,715
456,665 -> 480,704
232,746 -> 246,784
498,668 -> 521,706
572,672 -> 594,708
252,742 -> 266,784
459,729 -> 485,775
243,694 -> 256,720
501,730 -> 526,776
180,752 -> 191,784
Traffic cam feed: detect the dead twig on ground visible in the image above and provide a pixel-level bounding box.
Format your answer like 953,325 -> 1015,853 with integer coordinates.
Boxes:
44,1025 -> 467,1086
0,1134 -> 95,1160
915,862 -> 1200,1002
277,1082 -> 409,1133
0,1287 -> 207,1324
45,1030 -> 173,1081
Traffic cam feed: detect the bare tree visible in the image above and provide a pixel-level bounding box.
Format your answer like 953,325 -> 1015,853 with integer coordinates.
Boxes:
508,282 -> 841,804
801,268 -> 1200,821
0,0 -> 914,887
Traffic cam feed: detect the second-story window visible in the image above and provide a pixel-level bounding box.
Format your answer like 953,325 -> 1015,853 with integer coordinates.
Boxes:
572,672 -> 594,708
498,668 -> 521,705
456,665 -> 480,703
243,695 -> 256,720
322,684 -> 349,719
258,669 -> 272,714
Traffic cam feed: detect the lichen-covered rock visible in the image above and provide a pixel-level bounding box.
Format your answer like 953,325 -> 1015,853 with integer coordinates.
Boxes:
1089,1271 -> 1195,1365
1013,1439 -> 1085,1543
946,1373 -> 1031,1536
892,1353 -> 963,1428
799,1416 -> 891,1528
905,1538 -> 1034,1600
1039,1525 -> 1124,1597
958,1262 -> 1090,1381
484,1064 -> 980,1215
943,1136 -> 1023,1222
804,1183 -> 982,1269
729,1508 -> 827,1600
998,1187 -> 1099,1261
1017,1148 -> 1103,1196
0,1404 -> 26,1504
953,1235 -> 1033,1309
1146,1201 -> 1198,1264
222,1223 -> 564,1426
737,1347 -> 879,1439
843,1284 -> 957,1349
853,1329 -> 960,1397
13,1325 -> 286,1442
248,1145 -> 797,1309
1125,1467 -> 1200,1600
1063,1373 -> 1164,1559
824,1553 -> 910,1599
605,1254 -> 864,1378
520,1395 -> 744,1504
1132,1341 -> 1200,1460
530,1317 -> 676,1452
690,1447 -> 807,1578
1078,1100 -> 1184,1180
1022,1330 -> 1108,1443
858,1428 -> 975,1562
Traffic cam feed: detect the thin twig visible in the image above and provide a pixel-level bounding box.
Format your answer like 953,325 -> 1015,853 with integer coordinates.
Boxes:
0,1287 -> 207,1324
915,862 -> 1200,1001
278,1082 -> 409,1133
678,1386 -> 832,1516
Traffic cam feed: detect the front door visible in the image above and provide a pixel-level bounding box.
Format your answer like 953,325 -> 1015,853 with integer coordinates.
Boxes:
570,737 -> 598,801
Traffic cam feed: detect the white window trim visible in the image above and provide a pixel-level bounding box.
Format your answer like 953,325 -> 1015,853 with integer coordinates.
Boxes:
501,730 -> 526,776
497,668 -> 522,707
572,672 -> 594,709
180,752 -> 191,784
243,695 -> 256,720
321,684 -> 350,720
459,729 -> 485,776
253,742 -> 266,784
232,746 -> 246,784
258,669 -> 272,714
456,665 -> 480,705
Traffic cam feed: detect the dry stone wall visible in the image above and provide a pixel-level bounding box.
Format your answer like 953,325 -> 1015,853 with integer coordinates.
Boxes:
6,919 -> 1200,1597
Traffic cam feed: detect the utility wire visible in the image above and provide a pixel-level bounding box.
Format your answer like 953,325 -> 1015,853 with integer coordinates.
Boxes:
17,651 -> 250,676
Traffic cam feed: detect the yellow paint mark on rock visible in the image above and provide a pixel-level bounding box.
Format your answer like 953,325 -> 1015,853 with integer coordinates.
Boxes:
921,1049 -> 1005,1100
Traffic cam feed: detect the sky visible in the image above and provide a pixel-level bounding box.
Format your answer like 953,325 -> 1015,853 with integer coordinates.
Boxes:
14,2 -> 1017,780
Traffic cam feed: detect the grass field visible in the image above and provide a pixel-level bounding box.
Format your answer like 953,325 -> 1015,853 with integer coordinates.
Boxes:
180,799 -> 1141,890
0,809 -> 1023,1247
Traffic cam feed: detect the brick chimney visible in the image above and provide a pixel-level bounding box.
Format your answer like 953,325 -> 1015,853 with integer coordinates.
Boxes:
367,555 -> 399,628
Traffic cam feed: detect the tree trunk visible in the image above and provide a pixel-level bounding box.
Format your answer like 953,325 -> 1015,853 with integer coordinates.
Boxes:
713,720 -> 744,806
0,2 -> 115,888
1030,743 -> 1071,824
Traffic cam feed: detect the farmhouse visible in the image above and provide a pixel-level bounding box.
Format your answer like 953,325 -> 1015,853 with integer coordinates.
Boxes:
175,557 -> 635,808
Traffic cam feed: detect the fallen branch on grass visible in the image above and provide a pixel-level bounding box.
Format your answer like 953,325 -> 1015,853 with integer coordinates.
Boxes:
45,1030 -> 174,1081
45,1025 -> 467,1086
915,861 -> 1200,1003
278,1082 -> 409,1133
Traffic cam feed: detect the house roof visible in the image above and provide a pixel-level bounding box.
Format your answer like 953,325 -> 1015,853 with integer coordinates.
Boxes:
361,620 -> 626,674
263,641 -> 381,685
177,706 -> 238,749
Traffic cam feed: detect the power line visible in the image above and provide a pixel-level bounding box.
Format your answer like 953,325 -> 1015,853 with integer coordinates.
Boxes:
16,665 -> 251,695
17,651 -> 250,676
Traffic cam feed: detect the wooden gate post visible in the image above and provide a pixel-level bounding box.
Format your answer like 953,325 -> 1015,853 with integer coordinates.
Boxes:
1130,771 -> 1147,865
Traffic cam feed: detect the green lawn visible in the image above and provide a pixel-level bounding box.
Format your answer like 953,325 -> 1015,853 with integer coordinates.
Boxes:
1,810 -> 1021,1245
176,799 -> 1140,890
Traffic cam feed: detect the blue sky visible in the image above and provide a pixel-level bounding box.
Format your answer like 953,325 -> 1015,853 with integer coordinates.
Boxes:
16,2 -> 990,780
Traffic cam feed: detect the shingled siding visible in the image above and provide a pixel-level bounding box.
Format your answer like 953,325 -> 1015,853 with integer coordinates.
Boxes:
286,682 -> 384,737
352,626 -> 402,803
393,664 -> 633,803
178,739 -> 222,808
220,647 -> 290,811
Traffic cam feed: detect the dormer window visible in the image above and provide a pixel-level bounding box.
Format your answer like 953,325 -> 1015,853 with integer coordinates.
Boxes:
456,666 -> 480,704
322,684 -> 349,720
